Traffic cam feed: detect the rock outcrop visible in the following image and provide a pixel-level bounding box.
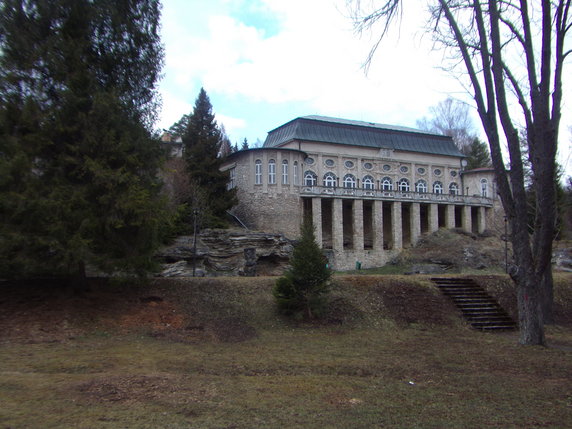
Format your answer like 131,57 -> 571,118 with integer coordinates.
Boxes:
554,247 -> 572,272
156,229 -> 293,277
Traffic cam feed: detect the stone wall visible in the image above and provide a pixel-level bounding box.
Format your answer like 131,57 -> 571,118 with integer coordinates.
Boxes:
222,148 -> 307,238
231,189 -> 302,238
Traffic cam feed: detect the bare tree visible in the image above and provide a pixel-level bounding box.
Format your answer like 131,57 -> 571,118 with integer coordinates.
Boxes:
417,97 -> 477,149
349,0 -> 571,345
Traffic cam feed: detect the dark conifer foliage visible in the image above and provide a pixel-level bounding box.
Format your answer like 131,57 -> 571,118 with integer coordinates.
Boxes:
273,217 -> 331,319
167,114 -> 190,138
462,138 -> 492,170
181,88 -> 237,227
0,0 -> 168,279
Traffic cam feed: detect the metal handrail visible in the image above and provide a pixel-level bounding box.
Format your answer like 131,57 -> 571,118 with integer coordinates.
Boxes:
299,186 -> 493,206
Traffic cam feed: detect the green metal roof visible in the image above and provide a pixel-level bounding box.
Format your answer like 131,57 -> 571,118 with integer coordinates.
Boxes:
263,115 -> 463,157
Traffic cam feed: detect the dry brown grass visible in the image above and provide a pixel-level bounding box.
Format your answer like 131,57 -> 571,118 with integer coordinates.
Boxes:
0,275 -> 571,428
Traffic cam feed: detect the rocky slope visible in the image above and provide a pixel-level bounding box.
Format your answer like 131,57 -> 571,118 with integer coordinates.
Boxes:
156,229 -> 293,277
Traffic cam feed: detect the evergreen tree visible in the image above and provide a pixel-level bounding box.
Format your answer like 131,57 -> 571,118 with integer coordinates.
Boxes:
168,114 -> 190,138
0,0 -> 168,281
273,217 -> 331,319
241,138 -> 249,150
462,138 -> 492,170
182,88 -> 237,227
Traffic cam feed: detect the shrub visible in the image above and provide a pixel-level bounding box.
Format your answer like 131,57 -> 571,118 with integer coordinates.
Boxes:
273,217 -> 331,319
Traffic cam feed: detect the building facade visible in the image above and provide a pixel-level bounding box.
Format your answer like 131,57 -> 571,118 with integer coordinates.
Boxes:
221,115 -> 498,270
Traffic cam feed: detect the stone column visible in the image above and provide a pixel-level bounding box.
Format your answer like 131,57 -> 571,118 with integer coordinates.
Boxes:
462,205 -> 472,233
446,205 -> 455,229
312,197 -> 322,248
410,203 -> 421,246
373,200 -> 384,250
391,201 -> 403,250
353,199 -> 364,250
429,203 -> 439,233
332,198 -> 343,251
478,206 -> 486,234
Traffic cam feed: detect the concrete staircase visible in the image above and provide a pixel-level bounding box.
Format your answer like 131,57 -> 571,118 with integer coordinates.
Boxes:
431,277 -> 517,331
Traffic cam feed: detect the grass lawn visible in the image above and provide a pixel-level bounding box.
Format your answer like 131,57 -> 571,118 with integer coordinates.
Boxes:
1,276 -> 571,428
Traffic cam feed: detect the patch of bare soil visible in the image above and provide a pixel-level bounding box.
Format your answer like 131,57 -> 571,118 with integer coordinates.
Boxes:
0,278 -> 261,344
0,279 -> 188,343
75,374 -> 210,405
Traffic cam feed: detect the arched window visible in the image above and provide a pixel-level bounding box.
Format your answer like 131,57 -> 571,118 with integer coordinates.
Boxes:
433,181 -> 443,194
323,172 -> 337,188
415,180 -> 427,193
255,159 -> 262,185
293,161 -> 299,185
398,178 -> 410,192
449,182 -> 459,195
481,179 -> 488,197
343,174 -> 356,188
362,175 -> 374,190
304,171 -> 317,186
268,159 -> 276,184
282,159 -> 289,185
381,177 -> 393,191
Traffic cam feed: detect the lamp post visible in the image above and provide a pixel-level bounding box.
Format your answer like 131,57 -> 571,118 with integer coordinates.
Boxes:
504,215 -> 508,274
460,158 -> 468,196
192,208 -> 199,277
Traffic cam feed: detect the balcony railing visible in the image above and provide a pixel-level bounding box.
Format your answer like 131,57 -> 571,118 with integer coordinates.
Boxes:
300,186 -> 493,206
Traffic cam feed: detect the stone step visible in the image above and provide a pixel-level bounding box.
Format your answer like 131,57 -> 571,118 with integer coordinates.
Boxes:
456,301 -> 498,307
432,277 -> 517,332
461,309 -> 505,315
440,289 -> 488,294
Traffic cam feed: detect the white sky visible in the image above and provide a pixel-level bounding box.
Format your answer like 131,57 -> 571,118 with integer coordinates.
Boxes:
158,0 -> 572,176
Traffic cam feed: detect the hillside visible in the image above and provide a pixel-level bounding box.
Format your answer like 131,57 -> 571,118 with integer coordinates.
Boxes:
1,274 -> 571,345
2,275 -> 571,428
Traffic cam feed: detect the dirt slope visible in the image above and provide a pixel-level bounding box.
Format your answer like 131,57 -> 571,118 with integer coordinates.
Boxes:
1,274 -> 570,344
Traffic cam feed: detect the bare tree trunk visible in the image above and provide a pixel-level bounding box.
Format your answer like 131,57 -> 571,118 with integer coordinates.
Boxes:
348,0 -> 568,344
509,201 -> 546,345
540,268 -> 554,325
515,272 -> 545,345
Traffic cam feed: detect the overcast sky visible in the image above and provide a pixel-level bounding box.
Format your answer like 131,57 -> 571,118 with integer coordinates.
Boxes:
157,0 -> 572,175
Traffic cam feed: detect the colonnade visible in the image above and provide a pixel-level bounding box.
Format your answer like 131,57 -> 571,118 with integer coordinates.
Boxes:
307,197 -> 487,252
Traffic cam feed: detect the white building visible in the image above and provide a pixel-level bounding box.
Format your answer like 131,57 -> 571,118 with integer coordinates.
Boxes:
222,115 -> 499,270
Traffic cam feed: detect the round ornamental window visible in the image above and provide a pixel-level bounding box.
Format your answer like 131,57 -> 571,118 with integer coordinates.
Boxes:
344,160 -> 355,168
434,168 -> 442,176
325,159 -> 335,167
305,157 -> 314,165
450,170 -> 457,177
400,166 -> 409,173
363,162 -> 373,170
417,167 -> 426,174
383,164 -> 391,171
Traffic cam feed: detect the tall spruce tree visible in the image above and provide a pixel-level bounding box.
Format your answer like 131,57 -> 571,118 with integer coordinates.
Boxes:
0,0 -> 168,281
182,89 -> 237,227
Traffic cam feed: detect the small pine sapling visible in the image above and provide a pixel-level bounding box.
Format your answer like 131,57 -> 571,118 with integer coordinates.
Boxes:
273,217 -> 331,319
